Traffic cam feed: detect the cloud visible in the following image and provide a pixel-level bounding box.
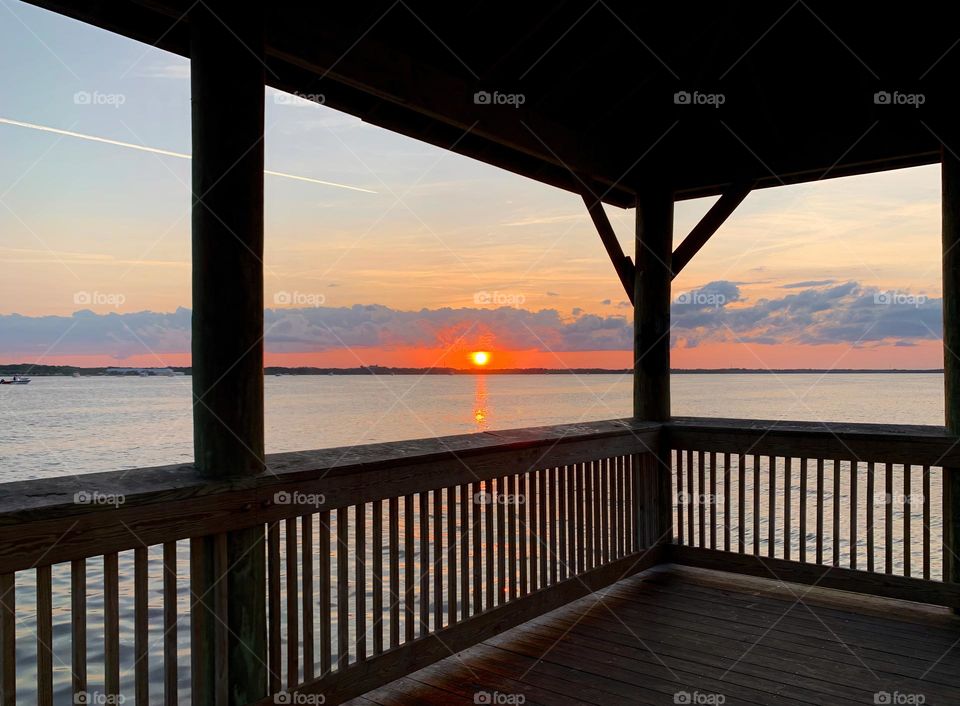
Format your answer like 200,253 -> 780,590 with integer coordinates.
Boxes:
780,279 -> 836,288
0,281 -> 943,360
671,280 -> 941,349
0,305 -> 633,359
546,291 -> 559,297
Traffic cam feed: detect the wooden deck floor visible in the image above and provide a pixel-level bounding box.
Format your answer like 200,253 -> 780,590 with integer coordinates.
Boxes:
347,564 -> 960,705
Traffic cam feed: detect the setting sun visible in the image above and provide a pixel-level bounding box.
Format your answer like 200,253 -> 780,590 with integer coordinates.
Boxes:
470,351 -> 491,367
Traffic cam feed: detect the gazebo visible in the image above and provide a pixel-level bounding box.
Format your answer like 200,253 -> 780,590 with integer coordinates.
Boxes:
3,2 -> 960,704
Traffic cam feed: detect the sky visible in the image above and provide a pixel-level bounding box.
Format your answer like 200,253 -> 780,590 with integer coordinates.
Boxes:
0,3 -> 945,370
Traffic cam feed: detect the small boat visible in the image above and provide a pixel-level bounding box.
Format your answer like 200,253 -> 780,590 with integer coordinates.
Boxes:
0,375 -> 31,385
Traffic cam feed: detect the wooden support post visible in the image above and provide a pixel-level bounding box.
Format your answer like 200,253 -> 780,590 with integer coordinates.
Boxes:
189,3 -> 267,703
634,184 -> 674,549
671,184 -> 751,279
581,193 -> 635,304
943,146 -> 960,589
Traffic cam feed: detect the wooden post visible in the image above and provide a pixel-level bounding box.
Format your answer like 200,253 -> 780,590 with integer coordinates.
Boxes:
190,3 -> 267,703
634,185 -> 674,548
943,146 -> 960,588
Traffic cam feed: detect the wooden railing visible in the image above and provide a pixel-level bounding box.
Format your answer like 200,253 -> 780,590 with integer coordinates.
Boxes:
0,419 -> 661,705
665,417 -> 960,607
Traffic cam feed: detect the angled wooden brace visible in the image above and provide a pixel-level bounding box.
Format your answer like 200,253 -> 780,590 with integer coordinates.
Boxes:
671,184 -> 752,278
581,192 -> 635,304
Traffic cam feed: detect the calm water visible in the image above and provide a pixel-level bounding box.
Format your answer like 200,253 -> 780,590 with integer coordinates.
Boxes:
0,373 -> 945,703
0,373 -> 945,481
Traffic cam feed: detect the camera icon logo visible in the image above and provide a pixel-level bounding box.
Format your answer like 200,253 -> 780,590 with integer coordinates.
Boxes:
674,91 -> 691,105
874,91 -> 891,105
474,91 -> 492,105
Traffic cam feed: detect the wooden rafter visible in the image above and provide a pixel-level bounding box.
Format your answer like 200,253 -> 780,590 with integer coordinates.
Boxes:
671,184 -> 752,278
581,193 -> 635,305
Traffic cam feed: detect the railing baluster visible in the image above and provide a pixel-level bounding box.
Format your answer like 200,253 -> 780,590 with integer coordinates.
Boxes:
612,458 -> 621,559
753,455 -> 760,556
588,462 -> 598,569
0,573 -> 13,706
286,517 -> 299,685
404,494 -> 414,642
850,461 -> 858,570
496,478 -> 509,605
485,480 -> 495,608
506,475 -> 517,601
267,523 -> 281,691
710,451 -> 717,550
448,486 -> 458,624
577,464 -> 587,570
547,466 -> 556,579
676,449 -> 684,546
459,484 -> 470,620
723,452 -> 731,552
104,552 -> 120,699
867,462 -> 875,573
303,513 -> 314,678
37,564 -> 52,706
518,474 -> 528,593
471,482 -> 482,614
800,459 -> 808,562
419,492 -> 429,634
387,500 -> 399,650
319,510 -> 332,674
558,466 -> 569,572
698,451 -> 706,548
885,463 -> 893,574
135,546 -> 149,704
373,499 -> 384,655
904,465 -> 912,577
528,472 -> 538,590
784,457 -> 792,560
337,507 -> 349,667
596,463 -> 606,566
686,450 -> 694,548
768,456 -> 776,558
356,503 -> 367,661
816,458 -> 825,565
832,460 -> 841,567
566,465 -> 576,574
163,543 -> 177,706
550,467 -> 560,582
433,489 -> 442,625
923,466 -> 931,580
71,559 -> 87,702
739,453 -> 746,554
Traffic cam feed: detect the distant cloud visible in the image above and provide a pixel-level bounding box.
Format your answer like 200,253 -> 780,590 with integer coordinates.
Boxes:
0,280 -> 942,360
780,279 -> 836,288
601,299 -> 612,305
671,280 -> 941,349
546,291 -> 559,297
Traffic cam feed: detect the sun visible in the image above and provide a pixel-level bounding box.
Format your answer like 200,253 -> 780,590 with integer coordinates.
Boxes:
470,351 -> 491,367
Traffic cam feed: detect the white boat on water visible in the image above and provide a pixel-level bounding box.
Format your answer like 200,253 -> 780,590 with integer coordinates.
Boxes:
0,375 -> 30,385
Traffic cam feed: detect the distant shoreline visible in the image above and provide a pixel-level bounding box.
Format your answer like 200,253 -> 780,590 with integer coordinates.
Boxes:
0,364 -> 945,376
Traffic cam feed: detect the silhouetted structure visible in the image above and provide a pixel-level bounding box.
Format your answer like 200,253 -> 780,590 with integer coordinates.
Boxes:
4,3 -> 960,704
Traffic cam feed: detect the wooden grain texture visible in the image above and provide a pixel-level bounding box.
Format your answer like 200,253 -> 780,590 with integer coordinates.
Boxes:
669,545 -> 960,607
163,542 -> 178,706
135,546 -> 149,704
373,500 -> 384,655
37,564 -> 52,706
255,547 -> 664,706
267,523 -> 281,692
0,420 -> 659,574
0,573 -> 13,706
104,552 -> 120,697
71,559 -> 87,701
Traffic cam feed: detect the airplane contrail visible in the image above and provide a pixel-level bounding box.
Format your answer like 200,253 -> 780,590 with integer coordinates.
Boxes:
0,117 -> 377,194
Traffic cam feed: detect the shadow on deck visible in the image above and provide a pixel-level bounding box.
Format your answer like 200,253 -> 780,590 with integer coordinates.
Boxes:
350,565 -> 960,706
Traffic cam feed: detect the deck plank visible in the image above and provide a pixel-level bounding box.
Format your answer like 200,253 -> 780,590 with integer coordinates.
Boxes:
351,564 -> 960,705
